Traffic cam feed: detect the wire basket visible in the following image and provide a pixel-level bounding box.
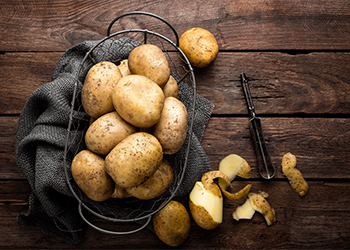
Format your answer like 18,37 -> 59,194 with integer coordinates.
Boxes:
63,12 -> 196,234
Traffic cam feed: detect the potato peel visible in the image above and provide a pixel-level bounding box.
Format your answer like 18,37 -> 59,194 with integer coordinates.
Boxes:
220,184 -> 252,200
281,152 -> 308,197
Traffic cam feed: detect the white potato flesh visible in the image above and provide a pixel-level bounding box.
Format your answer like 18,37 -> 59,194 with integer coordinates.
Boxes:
189,181 -> 223,224
232,198 -> 255,221
218,154 -> 245,190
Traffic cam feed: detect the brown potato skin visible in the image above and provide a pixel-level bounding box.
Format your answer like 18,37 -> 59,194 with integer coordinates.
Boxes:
153,200 -> 191,247
117,59 -> 131,77
81,61 -> 122,118
126,158 -> 173,200
189,199 -> 220,230
163,75 -> 179,99
128,44 -> 170,88
105,132 -> 163,188
71,150 -> 114,202
153,97 -> 188,154
179,27 -> 219,68
85,111 -> 137,156
112,75 -> 165,128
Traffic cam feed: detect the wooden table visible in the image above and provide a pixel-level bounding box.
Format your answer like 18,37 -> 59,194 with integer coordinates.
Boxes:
1,0 -> 350,249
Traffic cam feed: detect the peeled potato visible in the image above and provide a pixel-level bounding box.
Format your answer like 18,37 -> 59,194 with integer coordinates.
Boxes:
153,200 -> 191,247
179,27 -> 219,68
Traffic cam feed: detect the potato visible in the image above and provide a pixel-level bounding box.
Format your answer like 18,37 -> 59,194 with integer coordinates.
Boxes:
153,200 -> 191,247
81,61 -> 122,118
153,97 -> 188,154
111,184 -> 131,199
112,75 -> 165,128
128,44 -> 170,88
85,111 -> 137,156
126,158 -> 173,200
163,75 -> 179,99
105,132 -> 163,188
71,150 -> 114,202
179,27 -> 219,68
117,59 -> 131,77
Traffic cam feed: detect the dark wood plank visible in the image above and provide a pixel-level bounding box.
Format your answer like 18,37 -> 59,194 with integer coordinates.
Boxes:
2,52 -> 350,115
202,117 -> 350,179
1,0 -> 350,52
0,52 -> 62,114
1,180 -> 349,249
4,116 -> 350,180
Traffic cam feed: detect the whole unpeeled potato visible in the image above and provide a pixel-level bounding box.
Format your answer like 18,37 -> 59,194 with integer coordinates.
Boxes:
153,97 -> 188,154
81,61 -> 122,118
85,111 -> 137,156
117,59 -> 131,77
128,44 -> 170,88
153,200 -> 191,247
112,75 -> 165,128
105,132 -> 163,188
163,75 -> 179,99
126,158 -> 173,200
71,150 -> 114,202
179,27 -> 219,68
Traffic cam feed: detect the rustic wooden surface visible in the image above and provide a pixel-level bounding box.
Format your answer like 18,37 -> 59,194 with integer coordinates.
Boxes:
1,0 -> 350,249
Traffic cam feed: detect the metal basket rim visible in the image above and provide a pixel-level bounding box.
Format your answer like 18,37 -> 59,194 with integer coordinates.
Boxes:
63,28 -> 197,228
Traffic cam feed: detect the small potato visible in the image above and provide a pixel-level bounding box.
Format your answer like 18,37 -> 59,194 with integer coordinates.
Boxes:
71,150 -> 114,202
85,111 -> 137,156
117,59 -> 131,77
111,184 -> 131,199
126,158 -> 173,200
153,97 -> 188,154
179,27 -> 219,68
81,61 -> 122,118
105,132 -> 163,188
112,75 -> 165,128
163,75 -> 179,99
128,44 -> 170,88
153,200 -> 191,247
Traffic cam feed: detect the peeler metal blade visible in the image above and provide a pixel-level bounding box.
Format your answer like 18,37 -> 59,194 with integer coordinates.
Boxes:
240,73 -> 276,179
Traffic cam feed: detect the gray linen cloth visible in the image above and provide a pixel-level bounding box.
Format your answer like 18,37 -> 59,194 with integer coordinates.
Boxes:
15,37 -> 214,244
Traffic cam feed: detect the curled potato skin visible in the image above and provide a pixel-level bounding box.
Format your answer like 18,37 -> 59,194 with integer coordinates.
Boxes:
281,152 -> 308,197
153,97 -> 188,154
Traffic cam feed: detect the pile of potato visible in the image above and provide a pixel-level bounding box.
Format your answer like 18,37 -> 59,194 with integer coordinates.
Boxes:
71,44 -> 188,203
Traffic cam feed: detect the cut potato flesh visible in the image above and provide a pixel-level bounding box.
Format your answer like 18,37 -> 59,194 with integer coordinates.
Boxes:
233,198 -> 255,221
189,181 -> 223,224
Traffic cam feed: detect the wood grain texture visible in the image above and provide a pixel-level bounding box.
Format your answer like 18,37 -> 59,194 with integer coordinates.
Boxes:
1,52 -> 350,115
1,181 -> 349,249
1,0 -> 350,52
4,116 -> 350,180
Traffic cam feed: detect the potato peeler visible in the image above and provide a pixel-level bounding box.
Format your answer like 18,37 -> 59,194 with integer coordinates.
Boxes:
240,73 -> 276,179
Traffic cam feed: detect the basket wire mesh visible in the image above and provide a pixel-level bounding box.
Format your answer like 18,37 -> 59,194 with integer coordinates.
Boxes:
63,12 -> 197,234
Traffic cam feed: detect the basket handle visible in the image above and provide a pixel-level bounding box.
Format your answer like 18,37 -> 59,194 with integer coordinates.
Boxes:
107,11 -> 179,46
78,202 -> 152,235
